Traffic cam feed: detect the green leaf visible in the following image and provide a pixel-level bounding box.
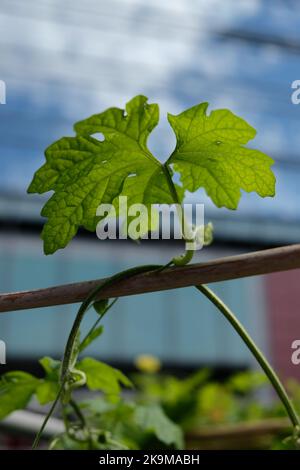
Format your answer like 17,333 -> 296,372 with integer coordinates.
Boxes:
50,433 -> 90,450
79,325 -> 104,353
228,370 -> 267,393
28,96 -> 180,254
197,382 -> 237,423
35,356 -> 61,405
134,404 -> 183,449
28,96 -> 275,253
0,371 -> 38,419
77,357 -> 132,396
80,397 -> 116,415
36,380 -> 60,405
93,299 -> 109,316
168,103 -> 275,209
39,356 -> 61,380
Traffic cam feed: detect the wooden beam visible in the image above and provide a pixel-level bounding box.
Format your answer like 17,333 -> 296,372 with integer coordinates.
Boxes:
0,244 -> 300,314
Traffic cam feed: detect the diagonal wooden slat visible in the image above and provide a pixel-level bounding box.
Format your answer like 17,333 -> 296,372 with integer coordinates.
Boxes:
0,244 -> 300,314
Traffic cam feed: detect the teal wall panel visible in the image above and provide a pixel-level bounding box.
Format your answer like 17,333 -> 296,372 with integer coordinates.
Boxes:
0,234 -> 268,367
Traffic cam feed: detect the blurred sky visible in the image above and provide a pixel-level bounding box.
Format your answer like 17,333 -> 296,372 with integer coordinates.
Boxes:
0,0 -> 300,224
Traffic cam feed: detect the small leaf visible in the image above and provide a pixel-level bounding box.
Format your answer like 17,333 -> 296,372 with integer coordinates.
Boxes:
36,380 -> 60,405
168,103 -> 275,209
79,325 -> 104,353
0,371 -> 38,419
35,356 -> 61,405
93,299 -> 109,316
134,404 -> 183,449
39,356 -> 61,380
77,357 -> 132,396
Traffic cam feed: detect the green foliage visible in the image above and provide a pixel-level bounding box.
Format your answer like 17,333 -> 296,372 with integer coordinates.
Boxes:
93,299 -> 109,316
50,430 -> 128,450
228,370 -> 268,393
4,95 -> 287,451
28,96 -> 178,254
0,371 -> 39,419
77,357 -> 132,397
36,381 -> 60,406
196,382 -> 238,424
134,404 -> 183,449
0,358 -> 63,417
35,357 -> 61,405
0,325 -> 132,420
133,368 -> 210,426
39,356 -> 61,378
168,103 -> 275,208
2,354 -> 300,450
134,368 -> 293,430
57,367 -> 300,450
27,96 -> 275,254
80,399 -> 183,450
79,325 -> 104,353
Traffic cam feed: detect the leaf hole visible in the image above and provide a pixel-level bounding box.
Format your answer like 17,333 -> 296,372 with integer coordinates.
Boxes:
92,132 -> 105,142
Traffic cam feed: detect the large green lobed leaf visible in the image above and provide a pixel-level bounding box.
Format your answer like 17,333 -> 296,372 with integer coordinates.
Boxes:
28,96 -> 275,254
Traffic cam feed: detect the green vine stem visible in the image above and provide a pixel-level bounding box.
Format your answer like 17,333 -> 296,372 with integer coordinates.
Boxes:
33,263 -> 171,449
162,162 -> 196,266
196,284 -> 300,430
61,264 -> 162,380
69,399 -> 87,429
172,248 -> 194,267
32,381 -> 66,449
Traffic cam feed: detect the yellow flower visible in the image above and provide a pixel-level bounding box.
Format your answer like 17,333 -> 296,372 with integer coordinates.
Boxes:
134,354 -> 161,373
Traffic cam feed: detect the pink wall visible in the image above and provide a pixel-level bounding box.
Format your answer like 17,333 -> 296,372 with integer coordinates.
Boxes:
265,270 -> 300,381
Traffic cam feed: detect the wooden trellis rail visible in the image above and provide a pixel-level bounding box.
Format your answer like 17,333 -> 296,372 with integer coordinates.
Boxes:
0,244 -> 300,314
